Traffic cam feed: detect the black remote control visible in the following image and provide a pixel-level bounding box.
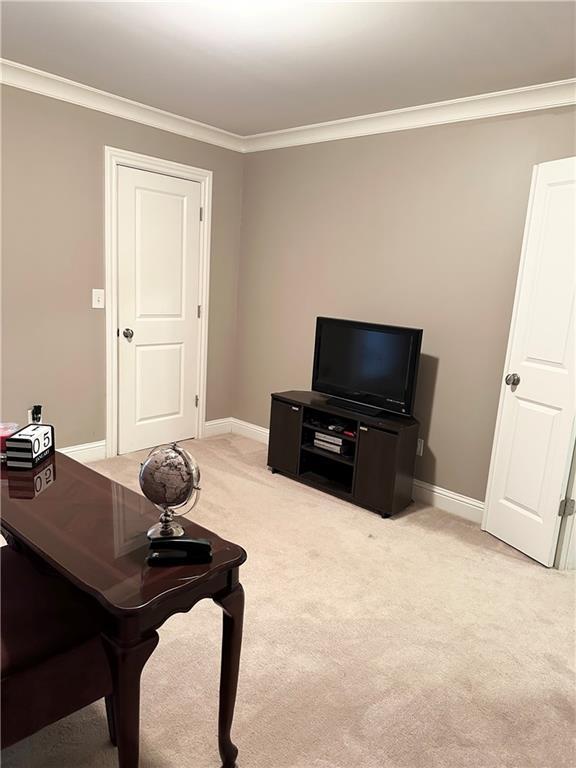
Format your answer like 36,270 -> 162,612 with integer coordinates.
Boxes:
147,550 -> 193,567
149,537 -> 212,553
146,537 -> 213,567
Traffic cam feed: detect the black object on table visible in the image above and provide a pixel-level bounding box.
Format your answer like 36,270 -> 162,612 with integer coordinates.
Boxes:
146,536 -> 213,566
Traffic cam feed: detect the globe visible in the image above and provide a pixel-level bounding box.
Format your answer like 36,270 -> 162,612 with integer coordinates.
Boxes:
139,443 -> 201,539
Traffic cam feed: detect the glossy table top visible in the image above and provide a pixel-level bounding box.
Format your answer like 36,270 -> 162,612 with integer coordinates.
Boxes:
1,453 -> 246,614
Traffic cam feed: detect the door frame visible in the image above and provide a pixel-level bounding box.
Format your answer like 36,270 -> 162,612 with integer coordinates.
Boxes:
555,439 -> 576,570
104,146 -> 213,457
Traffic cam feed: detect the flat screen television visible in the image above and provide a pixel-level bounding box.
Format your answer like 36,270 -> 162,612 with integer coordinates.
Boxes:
312,317 -> 423,417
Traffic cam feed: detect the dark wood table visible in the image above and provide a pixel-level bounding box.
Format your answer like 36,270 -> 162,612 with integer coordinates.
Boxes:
1,452 -> 247,768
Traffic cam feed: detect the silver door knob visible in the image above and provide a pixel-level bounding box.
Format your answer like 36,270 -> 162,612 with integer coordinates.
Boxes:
505,373 -> 520,386
123,328 -> 134,340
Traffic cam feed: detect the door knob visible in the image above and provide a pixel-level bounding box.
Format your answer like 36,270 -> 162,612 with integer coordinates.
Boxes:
505,373 -> 520,387
123,328 -> 134,340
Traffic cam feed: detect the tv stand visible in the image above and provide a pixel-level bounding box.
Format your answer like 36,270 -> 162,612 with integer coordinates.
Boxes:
267,391 -> 419,517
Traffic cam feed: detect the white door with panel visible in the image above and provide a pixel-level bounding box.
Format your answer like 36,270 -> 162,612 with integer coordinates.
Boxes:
483,157 -> 576,566
117,166 -> 201,454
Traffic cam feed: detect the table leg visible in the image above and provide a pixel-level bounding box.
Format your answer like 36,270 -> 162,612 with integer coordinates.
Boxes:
214,584 -> 245,768
105,694 -> 117,746
102,632 -> 159,768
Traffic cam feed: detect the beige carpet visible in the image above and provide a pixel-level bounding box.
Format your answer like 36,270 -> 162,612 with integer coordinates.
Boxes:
3,434 -> 575,768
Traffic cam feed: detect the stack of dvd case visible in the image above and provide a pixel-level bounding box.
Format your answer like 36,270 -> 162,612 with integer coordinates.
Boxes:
313,431 -> 345,455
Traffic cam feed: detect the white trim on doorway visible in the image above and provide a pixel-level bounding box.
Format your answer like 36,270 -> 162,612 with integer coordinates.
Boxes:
104,146 -> 213,457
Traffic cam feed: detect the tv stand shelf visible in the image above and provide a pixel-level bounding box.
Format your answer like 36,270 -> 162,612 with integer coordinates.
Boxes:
267,391 -> 419,517
302,421 -> 357,443
301,443 -> 355,466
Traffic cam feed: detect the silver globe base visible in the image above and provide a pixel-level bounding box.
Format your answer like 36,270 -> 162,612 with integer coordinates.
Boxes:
146,505 -> 185,540
147,520 -> 185,540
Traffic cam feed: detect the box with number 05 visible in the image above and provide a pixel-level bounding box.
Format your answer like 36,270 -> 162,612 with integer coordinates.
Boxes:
5,424 -> 55,470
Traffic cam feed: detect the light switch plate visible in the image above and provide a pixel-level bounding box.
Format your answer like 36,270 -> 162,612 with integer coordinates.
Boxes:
416,438 -> 424,457
92,289 -> 105,309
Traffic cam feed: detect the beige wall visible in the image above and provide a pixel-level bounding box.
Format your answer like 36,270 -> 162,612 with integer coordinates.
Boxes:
1,86 -> 244,446
2,84 -> 574,500
235,108 -> 576,500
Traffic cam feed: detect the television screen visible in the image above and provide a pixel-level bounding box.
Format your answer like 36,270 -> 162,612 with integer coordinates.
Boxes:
312,318 -> 422,416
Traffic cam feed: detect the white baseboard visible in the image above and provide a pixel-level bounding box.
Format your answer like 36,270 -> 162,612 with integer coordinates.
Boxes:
412,479 -> 484,523
203,418 -> 484,522
58,440 -> 107,463
202,418 -> 233,437
203,417 -> 270,443
229,418 -> 270,443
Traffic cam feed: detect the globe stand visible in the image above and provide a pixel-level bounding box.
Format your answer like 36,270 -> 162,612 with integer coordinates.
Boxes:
147,506 -> 185,540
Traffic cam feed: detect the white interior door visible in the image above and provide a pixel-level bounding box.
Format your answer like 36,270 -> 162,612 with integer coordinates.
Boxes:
117,166 -> 201,454
483,157 -> 576,566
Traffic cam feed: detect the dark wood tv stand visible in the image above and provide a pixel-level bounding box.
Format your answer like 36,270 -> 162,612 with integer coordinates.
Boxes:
267,391 -> 419,517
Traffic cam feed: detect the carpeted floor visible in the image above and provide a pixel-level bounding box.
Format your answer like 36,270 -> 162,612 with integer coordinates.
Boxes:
3,434 -> 575,768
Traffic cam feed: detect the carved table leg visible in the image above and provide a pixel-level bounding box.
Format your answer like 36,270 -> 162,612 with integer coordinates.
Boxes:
105,694 -> 118,746
102,632 -> 159,768
214,584 -> 245,768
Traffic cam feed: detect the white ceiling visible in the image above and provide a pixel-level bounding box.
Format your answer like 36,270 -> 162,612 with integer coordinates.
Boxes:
2,1 -> 575,136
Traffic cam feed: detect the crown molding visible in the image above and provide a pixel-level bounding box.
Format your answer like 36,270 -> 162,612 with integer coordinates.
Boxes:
2,59 -> 575,154
243,78 -> 576,152
0,59 -> 245,153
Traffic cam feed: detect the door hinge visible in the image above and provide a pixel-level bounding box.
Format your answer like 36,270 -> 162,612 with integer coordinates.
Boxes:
199,207 -> 203,222
195,395 -> 199,408
197,305 -> 201,319
117,328 -> 119,337
559,498 -> 575,518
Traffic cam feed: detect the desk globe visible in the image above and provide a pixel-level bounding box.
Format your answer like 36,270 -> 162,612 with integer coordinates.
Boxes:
139,443 -> 201,539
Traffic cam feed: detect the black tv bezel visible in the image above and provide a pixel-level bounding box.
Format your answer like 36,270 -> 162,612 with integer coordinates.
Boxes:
311,317 -> 423,417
